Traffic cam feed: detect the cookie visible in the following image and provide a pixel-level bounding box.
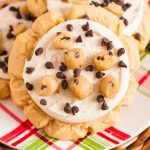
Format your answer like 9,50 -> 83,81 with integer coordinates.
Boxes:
53,32 -> 74,50
90,0 -> 150,51
64,48 -> 84,69
39,75 -> 59,96
9,6 -> 138,140
0,1 -> 39,99
27,0 -> 47,17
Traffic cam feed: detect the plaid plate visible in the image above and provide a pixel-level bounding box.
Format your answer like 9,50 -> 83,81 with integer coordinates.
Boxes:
0,1 -> 150,150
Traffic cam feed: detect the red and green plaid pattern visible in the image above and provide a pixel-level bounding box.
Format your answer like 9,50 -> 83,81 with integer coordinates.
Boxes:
0,103 -> 131,150
0,1 -> 150,150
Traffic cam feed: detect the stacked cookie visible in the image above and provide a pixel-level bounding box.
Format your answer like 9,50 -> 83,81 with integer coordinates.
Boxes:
0,0 -> 149,140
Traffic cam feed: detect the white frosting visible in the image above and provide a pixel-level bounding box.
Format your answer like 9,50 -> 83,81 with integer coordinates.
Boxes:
46,0 -> 144,36
46,0 -> 72,11
0,2 -> 32,80
23,19 -> 129,123
122,0 -> 144,36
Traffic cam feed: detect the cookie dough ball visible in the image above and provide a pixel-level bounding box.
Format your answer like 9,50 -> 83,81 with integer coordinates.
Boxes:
68,75 -> 93,100
99,75 -> 119,99
64,48 -> 84,69
39,75 -> 59,96
27,0 -> 47,17
94,51 -> 116,71
53,32 -> 74,50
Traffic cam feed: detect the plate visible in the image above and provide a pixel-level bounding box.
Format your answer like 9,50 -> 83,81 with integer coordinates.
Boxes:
0,49 -> 150,150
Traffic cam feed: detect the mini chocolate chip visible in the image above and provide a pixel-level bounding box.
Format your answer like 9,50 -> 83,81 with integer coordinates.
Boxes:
100,1 -> 109,7
120,16 -> 128,26
45,62 -> 54,69
74,79 -> 79,85
82,14 -> 89,20
64,103 -> 72,113
117,48 -> 125,57
16,9 -> 22,19
2,4 -> 8,8
2,66 -> 8,73
118,61 -> 127,68
76,35 -> 82,43
4,56 -> 9,64
101,101 -> 109,110
109,51 -> 113,56
61,36 -> 70,40
56,32 -> 62,35
96,71 -> 105,78
59,62 -> 67,71
124,19 -> 128,26
0,50 -> 7,56
101,37 -> 109,46
9,25 -> 13,32
7,31 -> 14,39
85,30 -> 93,37
9,6 -> 18,12
97,56 -> 104,61
82,22 -> 89,31
66,24 -> 73,31
73,68 -> 81,77
0,61 -> 5,68
113,0 -> 123,5
122,3 -> 131,11
26,82 -> 33,91
40,99 -> 47,105
97,56 -> 102,60
97,95 -> 104,103
35,47 -> 43,56
90,1 -> 100,7
75,52 -> 80,58
107,41 -> 113,51
41,85 -> 47,90
62,80 -> 68,89
85,65 -> 94,72
25,14 -> 36,21
56,72 -> 66,79
26,67 -> 34,74
134,33 -> 141,41
6,25 -> 14,39
72,106 -> 79,115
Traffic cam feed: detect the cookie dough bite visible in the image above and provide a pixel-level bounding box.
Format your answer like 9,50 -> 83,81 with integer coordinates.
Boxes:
9,8 -> 139,140
94,50 -> 116,71
39,75 -> 59,96
68,75 -> 93,99
64,48 -> 84,69
89,0 -> 150,51
99,75 -> 119,99
53,32 -> 74,49
0,1 -> 38,99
